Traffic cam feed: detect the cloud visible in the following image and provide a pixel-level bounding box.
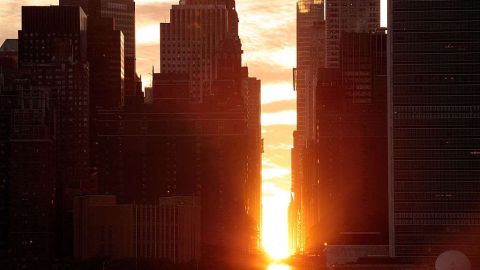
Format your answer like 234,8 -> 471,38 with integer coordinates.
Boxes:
263,100 -> 296,113
262,110 -> 296,126
261,82 -> 296,104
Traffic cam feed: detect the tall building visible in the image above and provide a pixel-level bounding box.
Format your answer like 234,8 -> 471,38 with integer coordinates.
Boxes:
9,79 -> 57,265
60,0 -> 137,96
94,100 -> 252,257
18,5 -> 90,257
160,0 -> 241,103
325,0 -> 380,68
241,67 -> 263,252
87,17 -> 124,109
291,0 -> 325,253
389,0 -> 480,266
291,0 -> 382,254
313,32 -> 388,259
0,39 -> 20,257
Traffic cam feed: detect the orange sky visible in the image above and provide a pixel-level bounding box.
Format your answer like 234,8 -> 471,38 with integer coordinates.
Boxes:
0,0 -> 386,257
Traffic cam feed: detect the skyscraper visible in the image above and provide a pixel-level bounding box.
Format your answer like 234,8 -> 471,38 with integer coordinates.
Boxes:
87,17 -> 124,109
291,0 -> 325,253
60,0 -> 136,96
389,0 -> 480,266
18,5 -> 90,257
314,32 -> 388,256
325,0 -> 380,68
0,39 -> 19,257
292,0 -> 382,254
160,0 -> 241,103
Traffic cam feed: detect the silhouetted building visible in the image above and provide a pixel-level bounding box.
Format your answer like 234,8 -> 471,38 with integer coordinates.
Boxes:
87,17 -> 124,109
74,195 -> 200,263
291,0 -> 325,253
305,32 -> 388,254
389,0 -> 480,266
325,0 -> 380,68
292,0 -> 382,254
0,39 -> 20,256
136,196 -> 201,263
9,79 -> 57,265
241,67 -> 263,252
60,0 -> 137,96
74,195 -> 134,260
94,102 -> 252,257
18,5 -> 90,258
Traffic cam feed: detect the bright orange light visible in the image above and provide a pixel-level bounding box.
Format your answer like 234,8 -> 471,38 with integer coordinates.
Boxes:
263,190 -> 290,260
262,170 -> 292,260
268,263 -> 292,270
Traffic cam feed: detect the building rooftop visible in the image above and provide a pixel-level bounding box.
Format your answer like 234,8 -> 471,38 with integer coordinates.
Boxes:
0,39 -> 18,52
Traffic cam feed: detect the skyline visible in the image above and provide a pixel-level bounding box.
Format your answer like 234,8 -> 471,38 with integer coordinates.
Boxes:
0,0 -> 387,258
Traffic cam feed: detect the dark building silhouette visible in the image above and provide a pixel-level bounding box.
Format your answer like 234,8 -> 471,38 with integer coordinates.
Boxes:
93,99 -> 253,258
0,39 -> 20,257
389,0 -> 480,266
73,195 -> 200,263
9,80 -> 57,264
291,0 -> 325,253
291,0 -> 382,254
17,6 -> 90,258
309,32 -> 388,253
87,17 -> 124,109
60,0 -> 137,97
241,67 -> 263,252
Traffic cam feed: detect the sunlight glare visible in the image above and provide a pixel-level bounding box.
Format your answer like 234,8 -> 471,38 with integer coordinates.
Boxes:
268,263 -> 292,270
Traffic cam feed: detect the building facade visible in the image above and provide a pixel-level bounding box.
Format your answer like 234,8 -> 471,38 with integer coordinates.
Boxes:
60,0 -> 137,96
74,195 -> 200,263
87,17 -> 125,109
291,0 -> 325,253
18,5 -> 90,258
160,0 -> 240,103
0,39 -> 19,256
389,0 -> 480,266
325,0 -> 380,68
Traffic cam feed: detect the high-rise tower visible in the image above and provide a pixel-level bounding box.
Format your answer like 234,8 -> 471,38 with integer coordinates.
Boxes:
160,0 -> 241,103
60,0 -> 136,96
325,0 -> 380,68
18,5 -> 90,258
389,0 -> 480,266
291,0 -> 325,253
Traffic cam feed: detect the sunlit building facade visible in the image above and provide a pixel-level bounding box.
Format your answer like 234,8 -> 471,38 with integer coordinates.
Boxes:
160,0 -> 240,103
389,0 -> 480,266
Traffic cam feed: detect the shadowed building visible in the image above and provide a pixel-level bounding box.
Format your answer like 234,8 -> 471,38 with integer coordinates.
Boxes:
307,32 -> 388,259
74,195 -> 200,263
0,39 -> 20,257
60,0 -> 137,97
18,5 -> 90,258
291,0 -> 325,253
325,0 -> 380,68
389,0 -> 480,266
87,17 -> 124,109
